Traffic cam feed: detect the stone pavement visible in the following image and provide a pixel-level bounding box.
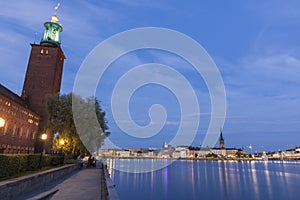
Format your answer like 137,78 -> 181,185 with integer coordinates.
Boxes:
50,168 -> 102,200
20,168 -> 103,200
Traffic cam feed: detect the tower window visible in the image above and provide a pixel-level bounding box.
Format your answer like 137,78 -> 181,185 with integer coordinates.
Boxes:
40,49 -> 44,54
46,49 -> 49,54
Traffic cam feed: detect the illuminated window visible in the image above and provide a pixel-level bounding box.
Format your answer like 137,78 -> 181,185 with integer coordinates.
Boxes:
4,123 -> 8,135
40,49 -> 44,54
46,49 -> 49,54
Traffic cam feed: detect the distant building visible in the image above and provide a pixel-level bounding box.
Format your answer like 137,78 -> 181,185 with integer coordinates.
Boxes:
211,148 -> 226,157
173,146 -> 187,158
159,142 -> 174,158
115,149 -> 130,157
198,147 -> 211,157
215,129 -> 244,158
225,148 -> 244,158
186,146 -> 200,158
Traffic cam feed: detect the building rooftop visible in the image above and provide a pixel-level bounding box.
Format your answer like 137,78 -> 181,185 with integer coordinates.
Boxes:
0,84 -> 28,108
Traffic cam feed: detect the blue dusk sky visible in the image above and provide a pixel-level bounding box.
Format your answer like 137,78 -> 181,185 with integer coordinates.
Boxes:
1,1 -> 300,152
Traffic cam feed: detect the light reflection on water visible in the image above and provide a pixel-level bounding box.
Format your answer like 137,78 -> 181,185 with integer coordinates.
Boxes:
106,159 -> 300,200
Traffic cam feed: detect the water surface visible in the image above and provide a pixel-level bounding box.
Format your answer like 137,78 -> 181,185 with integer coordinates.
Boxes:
107,159 -> 300,200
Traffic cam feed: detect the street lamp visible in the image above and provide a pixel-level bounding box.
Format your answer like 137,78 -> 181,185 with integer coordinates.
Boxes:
248,145 -> 253,159
38,133 -> 47,169
59,139 -> 65,155
59,139 -> 65,146
59,138 -> 65,164
0,117 -> 5,128
41,133 -> 47,153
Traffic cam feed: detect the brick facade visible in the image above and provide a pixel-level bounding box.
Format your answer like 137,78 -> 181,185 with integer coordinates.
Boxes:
22,44 -> 65,126
0,84 -> 39,153
22,44 -> 65,153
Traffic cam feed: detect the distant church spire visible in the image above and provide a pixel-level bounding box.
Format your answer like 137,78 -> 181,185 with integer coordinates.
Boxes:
219,128 -> 225,148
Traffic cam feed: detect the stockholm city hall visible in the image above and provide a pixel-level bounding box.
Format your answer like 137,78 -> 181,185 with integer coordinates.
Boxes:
0,10 -> 65,154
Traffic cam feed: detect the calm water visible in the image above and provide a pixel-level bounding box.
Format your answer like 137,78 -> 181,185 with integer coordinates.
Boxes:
106,159 -> 300,200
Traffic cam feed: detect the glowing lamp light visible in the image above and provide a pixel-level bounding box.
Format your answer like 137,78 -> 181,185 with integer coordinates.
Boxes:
0,117 -> 5,128
41,133 -> 47,140
60,139 -> 65,146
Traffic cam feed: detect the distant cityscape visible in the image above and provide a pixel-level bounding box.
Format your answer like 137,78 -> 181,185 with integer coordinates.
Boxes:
100,131 -> 300,161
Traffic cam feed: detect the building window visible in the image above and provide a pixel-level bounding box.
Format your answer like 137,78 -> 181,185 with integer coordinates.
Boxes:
46,49 -> 49,54
40,49 -> 44,54
0,144 -> 4,154
4,122 -> 8,135
12,125 -> 16,137
3,145 -> 6,154
32,132 -> 35,139
26,129 -> 29,139
20,127 -> 23,138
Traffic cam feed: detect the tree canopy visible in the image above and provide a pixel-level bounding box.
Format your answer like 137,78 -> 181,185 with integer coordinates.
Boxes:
47,93 -> 109,158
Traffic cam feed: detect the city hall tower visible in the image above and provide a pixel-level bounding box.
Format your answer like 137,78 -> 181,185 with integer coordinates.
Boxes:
22,6 -> 65,153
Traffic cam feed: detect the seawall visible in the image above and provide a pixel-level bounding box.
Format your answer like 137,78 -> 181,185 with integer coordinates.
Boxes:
0,164 -> 78,200
100,162 -> 119,200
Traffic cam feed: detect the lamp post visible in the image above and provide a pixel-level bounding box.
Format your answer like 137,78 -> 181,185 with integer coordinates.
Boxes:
59,139 -> 65,165
38,133 -> 47,169
0,118 -> 5,153
248,145 -> 253,159
59,139 -> 65,155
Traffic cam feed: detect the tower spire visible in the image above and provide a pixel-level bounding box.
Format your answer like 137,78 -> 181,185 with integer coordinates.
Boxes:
51,3 -> 60,23
220,127 -> 224,140
219,128 -> 225,148
54,3 -> 60,15
41,3 -> 63,46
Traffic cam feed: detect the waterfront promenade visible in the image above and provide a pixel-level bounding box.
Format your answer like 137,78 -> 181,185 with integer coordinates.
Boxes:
50,168 -> 102,200
20,168 -> 104,200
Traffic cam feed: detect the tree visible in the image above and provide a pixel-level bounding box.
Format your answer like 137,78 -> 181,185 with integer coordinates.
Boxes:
236,151 -> 246,158
47,93 -> 109,158
205,153 -> 218,158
